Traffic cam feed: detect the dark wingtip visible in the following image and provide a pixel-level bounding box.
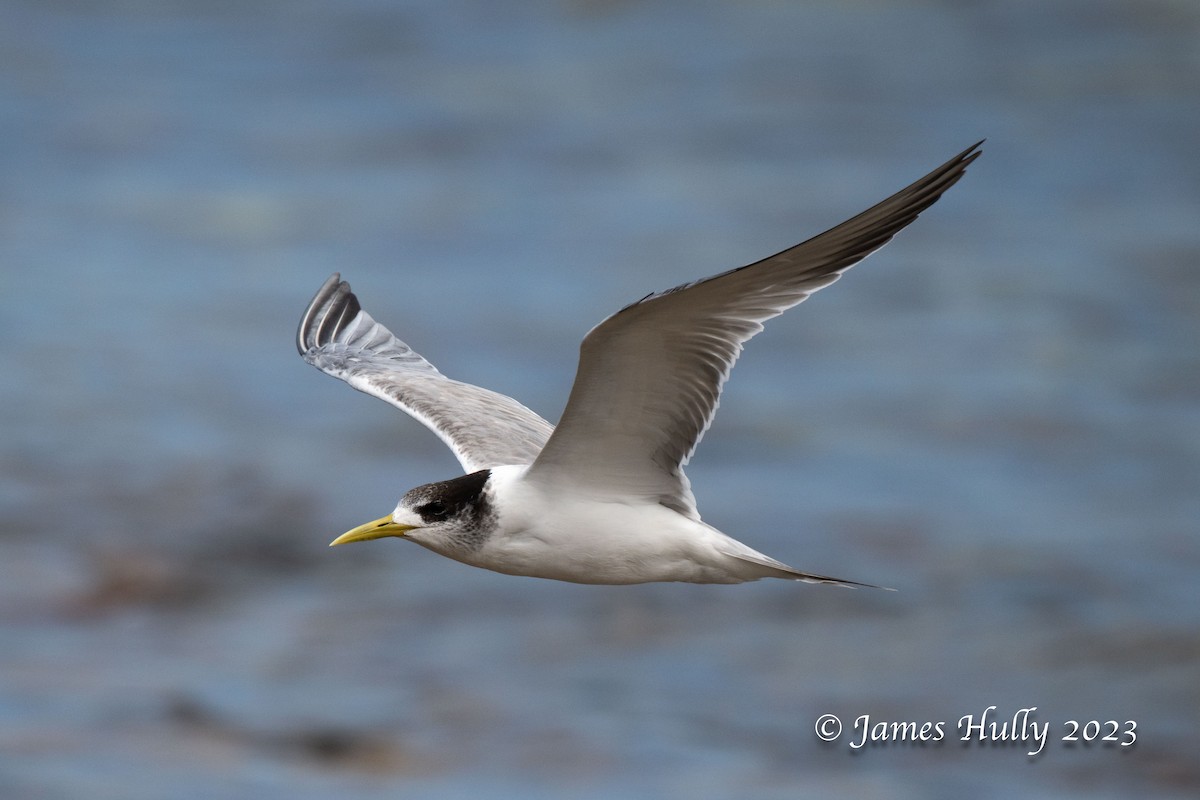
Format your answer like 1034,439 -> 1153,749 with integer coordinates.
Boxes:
958,139 -> 984,167
296,272 -> 358,355
941,140 -> 984,185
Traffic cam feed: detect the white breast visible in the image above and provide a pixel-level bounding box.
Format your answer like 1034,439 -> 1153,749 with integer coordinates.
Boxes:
458,465 -> 753,584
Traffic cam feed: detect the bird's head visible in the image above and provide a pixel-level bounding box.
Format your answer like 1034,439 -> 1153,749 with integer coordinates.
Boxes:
328,469 -> 494,553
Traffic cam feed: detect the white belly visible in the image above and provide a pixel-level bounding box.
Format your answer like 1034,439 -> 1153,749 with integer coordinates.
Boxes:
453,466 -> 770,584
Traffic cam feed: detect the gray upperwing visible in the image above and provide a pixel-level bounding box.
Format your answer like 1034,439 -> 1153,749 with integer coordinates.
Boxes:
298,274 -> 554,472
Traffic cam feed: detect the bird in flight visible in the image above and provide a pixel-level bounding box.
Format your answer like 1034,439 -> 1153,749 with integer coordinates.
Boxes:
297,142 -> 980,586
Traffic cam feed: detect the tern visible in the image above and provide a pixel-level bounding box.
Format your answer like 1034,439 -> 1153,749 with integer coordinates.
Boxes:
298,143 -> 980,585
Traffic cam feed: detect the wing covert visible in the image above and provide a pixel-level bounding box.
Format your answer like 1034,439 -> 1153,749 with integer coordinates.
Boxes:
525,143 -> 982,516
298,275 -> 554,472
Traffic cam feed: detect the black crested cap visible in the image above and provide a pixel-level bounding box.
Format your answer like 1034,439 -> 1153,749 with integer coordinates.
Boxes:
404,469 -> 492,525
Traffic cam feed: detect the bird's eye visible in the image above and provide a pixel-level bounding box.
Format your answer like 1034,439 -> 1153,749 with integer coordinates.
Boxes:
418,501 -> 447,520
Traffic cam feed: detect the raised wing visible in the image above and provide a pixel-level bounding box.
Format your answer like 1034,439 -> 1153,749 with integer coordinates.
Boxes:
298,274 -> 554,473
525,142 -> 982,517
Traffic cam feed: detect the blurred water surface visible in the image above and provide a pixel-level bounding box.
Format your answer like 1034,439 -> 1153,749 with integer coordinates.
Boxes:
2,1 -> 1198,797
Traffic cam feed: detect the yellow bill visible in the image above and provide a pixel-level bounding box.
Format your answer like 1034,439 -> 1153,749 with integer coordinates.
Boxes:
329,515 -> 417,547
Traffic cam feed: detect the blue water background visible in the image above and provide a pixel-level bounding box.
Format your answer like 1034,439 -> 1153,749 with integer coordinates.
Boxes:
1,1 -> 1198,797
